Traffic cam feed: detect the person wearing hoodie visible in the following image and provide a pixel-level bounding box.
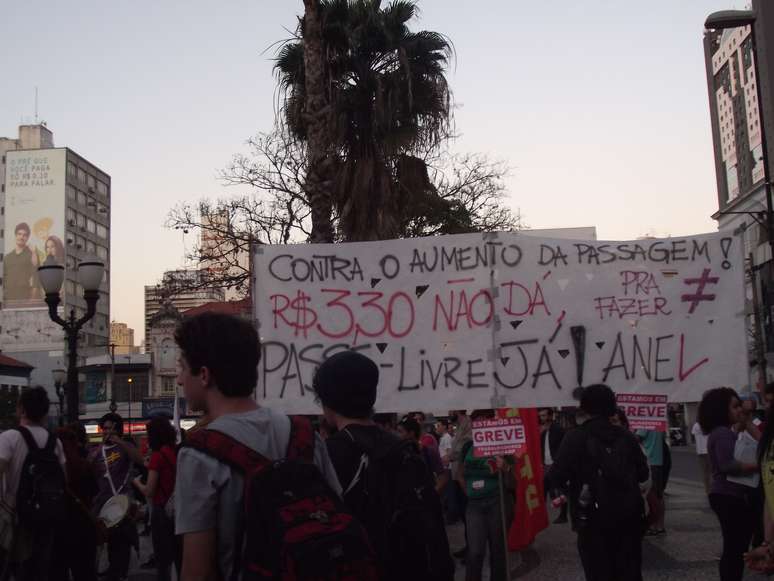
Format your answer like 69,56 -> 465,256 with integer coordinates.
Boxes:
546,384 -> 650,581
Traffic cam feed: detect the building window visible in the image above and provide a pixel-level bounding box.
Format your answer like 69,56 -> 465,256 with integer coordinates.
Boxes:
87,175 -> 96,190
77,213 -> 86,229
97,181 -> 108,196
726,164 -> 740,201
67,208 -> 76,224
113,374 -> 149,403
77,191 -> 87,206
77,167 -> 87,183
86,240 -> 96,254
67,162 -> 77,178
87,219 -> 96,234
96,245 -> 107,260
67,185 -> 76,201
96,224 -> 108,239
161,376 -> 176,395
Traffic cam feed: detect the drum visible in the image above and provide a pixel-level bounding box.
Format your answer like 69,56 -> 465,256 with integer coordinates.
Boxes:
98,494 -> 130,528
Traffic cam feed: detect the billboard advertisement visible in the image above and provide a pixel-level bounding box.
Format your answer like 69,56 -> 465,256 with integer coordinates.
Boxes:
4,149 -> 66,309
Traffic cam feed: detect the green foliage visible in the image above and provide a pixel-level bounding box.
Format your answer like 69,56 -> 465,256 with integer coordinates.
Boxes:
275,0 -> 455,241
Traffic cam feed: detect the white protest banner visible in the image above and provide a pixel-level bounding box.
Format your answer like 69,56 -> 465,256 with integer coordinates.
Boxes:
616,394 -> 668,432
472,418 -> 527,458
253,231 -> 746,413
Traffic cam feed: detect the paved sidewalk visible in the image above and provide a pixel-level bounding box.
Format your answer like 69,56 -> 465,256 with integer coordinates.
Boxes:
451,477 -> 767,580
126,474 -> 764,580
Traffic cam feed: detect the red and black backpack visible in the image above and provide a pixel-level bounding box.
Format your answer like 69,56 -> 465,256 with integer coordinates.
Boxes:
184,415 -> 378,581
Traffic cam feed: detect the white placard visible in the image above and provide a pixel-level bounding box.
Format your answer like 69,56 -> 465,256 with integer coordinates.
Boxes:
472,417 -> 526,458
616,394 -> 668,432
254,231 -> 746,413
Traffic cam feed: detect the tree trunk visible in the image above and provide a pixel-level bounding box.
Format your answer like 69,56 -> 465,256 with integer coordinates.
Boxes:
302,0 -> 335,243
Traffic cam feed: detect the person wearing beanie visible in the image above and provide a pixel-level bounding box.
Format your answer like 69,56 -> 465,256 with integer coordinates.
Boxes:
316,351 -> 454,581
546,384 -> 650,581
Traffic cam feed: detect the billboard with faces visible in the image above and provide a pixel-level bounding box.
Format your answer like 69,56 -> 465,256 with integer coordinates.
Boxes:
3,149 -> 66,309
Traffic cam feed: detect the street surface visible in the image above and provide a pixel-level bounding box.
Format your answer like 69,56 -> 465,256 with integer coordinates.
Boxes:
449,446 -> 767,580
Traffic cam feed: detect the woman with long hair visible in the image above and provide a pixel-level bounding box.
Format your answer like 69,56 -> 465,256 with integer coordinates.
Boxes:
133,417 -> 179,581
44,235 -> 65,264
699,387 -> 759,581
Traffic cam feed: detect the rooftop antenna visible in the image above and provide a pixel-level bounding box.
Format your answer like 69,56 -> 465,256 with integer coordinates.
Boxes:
34,87 -> 38,124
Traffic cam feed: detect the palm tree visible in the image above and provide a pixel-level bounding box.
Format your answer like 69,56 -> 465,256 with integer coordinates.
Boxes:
276,0 -> 453,241
301,0 -> 335,243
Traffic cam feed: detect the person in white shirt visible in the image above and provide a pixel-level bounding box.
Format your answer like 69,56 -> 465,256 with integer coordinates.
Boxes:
0,386 -> 66,580
436,419 -> 453,467
691,421 -> 710,495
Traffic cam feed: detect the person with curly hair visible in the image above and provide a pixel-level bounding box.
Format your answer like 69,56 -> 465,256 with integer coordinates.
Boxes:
699,387 -> 759,581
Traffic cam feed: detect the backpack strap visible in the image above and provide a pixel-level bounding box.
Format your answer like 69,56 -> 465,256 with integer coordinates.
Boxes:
183,429 -> 271,474
286,415 -> 315,462
16,426 -> 44,453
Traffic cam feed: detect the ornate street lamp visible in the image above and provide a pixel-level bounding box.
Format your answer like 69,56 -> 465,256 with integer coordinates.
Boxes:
38,257 -> 105,423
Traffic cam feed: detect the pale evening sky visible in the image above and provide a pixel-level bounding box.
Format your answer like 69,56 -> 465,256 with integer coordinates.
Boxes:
0,0 -> 744,340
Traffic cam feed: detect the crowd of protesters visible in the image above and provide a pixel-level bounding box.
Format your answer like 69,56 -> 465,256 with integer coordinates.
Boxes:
0,386 -> 181,581
0,311 -> 771,581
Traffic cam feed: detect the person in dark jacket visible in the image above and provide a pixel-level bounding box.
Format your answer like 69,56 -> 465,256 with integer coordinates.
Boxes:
51,423 -> 100,581
546,385 -> 650,581
315,350 -> 454,581
539,408 -> 567,524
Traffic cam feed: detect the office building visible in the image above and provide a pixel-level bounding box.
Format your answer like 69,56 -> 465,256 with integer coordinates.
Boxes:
111,321 -> 140,355
199,209 -> 251,301
143,269 -> 224,349
706,1 -> 774,234
0,123 -> 111,387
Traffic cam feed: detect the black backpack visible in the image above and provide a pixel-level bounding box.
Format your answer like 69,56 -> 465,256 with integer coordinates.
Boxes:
345,431 -> 454,581
583,431 -> 644,529
184,416 -> 378,581
15,426 -> 66,528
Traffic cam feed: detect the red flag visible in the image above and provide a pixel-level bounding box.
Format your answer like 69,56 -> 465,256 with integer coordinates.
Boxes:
497,408 -> 549,550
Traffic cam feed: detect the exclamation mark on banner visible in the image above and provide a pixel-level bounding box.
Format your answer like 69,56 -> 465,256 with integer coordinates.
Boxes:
720,237 -> 732,270
570,325 -> 586,389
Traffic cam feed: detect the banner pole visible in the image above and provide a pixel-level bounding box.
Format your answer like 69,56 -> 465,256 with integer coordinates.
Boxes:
498,469 -> 512,580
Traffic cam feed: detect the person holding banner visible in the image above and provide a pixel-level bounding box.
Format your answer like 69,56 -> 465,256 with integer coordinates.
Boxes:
539,408 -> 567,524
699,387 -> 760,581
636,429 -> 666,536
546,385 -> 649,581
463,409 -> 515,581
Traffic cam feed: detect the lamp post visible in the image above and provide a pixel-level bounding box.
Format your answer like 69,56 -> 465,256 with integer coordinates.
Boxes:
38,257 -> 105,424
52,368 -> 66,426
127,376 -> 133,432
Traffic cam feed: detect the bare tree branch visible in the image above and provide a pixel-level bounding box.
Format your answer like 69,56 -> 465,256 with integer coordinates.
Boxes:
165,129 -> 523,296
